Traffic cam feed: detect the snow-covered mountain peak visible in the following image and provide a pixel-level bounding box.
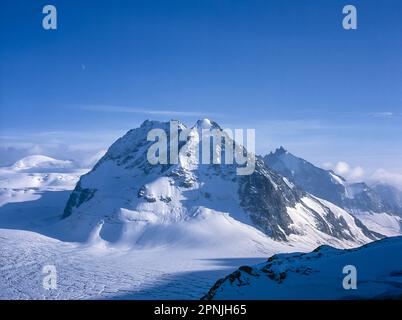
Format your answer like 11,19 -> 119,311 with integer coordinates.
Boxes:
138,119 -> 187,131
194,118 -> 221,130
10,155 -> 76,173
97,118 -> 239,176
195,118 -> 212,128
61,121 -> 381,248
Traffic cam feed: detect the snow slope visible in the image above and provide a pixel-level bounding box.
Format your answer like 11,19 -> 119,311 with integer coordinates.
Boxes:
204,236 -> 402,300
0,228 -> 276,299
347,211 -> 401,237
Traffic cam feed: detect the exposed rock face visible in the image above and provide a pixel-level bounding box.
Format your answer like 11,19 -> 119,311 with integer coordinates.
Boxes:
238,159 -> 301,241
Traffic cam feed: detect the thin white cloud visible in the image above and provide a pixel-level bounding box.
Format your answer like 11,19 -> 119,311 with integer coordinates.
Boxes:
326,161 -> 365,181
367,112 -> 397,118
370,169 -> 402,191
321,162 -> 333,169
82,104 -> 215,117
0,130 -> 122,168
323,160 -> 402,191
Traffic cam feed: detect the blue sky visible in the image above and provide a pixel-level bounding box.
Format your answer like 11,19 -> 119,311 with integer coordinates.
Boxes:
1,0 -> 402,179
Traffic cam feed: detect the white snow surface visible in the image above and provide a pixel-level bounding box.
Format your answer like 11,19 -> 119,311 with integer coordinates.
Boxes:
351,211 -> 402,237
0,228 -> 283,300
0,156 -> 87,207
286,197 -> 373,249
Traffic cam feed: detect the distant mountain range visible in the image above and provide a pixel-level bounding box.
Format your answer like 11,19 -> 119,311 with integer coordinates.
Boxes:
265,147 -> 402,215
0,155 -> 86,207
265,147 -> 402,236
10,155 -> 77,173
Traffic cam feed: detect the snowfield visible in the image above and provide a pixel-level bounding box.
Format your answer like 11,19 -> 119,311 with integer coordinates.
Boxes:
0,228 -> 272,300
0,155 -> 87,208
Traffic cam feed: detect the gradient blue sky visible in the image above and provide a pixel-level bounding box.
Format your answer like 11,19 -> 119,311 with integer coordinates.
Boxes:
1,0 -> 401,179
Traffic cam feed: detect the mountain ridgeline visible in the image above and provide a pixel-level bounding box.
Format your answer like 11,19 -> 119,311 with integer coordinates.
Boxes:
61,120 -> 380,247
264,147 -> 402,217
